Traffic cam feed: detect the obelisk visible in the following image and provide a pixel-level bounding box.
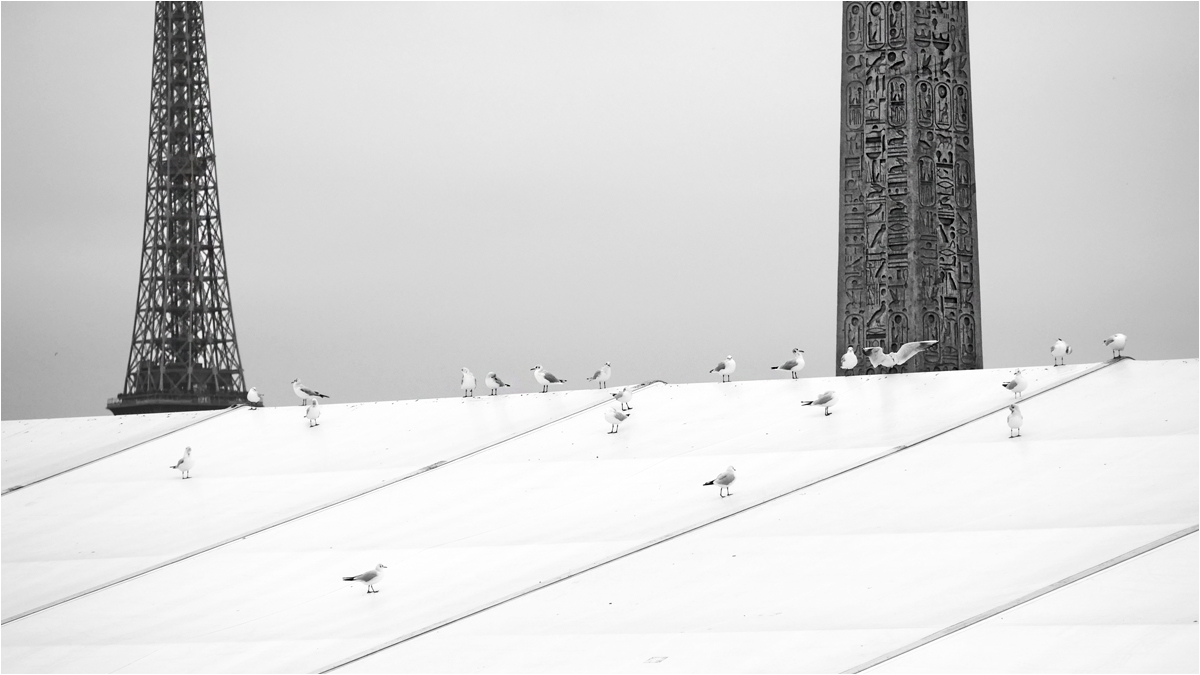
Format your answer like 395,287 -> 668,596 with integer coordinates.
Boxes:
836,2 -> 982,374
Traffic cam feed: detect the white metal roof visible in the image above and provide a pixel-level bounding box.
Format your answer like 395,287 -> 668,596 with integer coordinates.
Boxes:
2,359 -> 1195,673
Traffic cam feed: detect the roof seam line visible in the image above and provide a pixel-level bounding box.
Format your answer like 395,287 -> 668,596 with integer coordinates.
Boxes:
843,524 -> 1199,673
1,405 -> 244,496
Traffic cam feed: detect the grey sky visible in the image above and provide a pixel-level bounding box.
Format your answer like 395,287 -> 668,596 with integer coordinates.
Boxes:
2,1 -> 1197,421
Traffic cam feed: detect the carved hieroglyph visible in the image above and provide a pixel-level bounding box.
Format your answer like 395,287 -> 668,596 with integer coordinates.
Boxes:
837,1 -> 982,374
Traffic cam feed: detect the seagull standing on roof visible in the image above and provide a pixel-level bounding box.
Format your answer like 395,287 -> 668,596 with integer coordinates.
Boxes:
1051,338 -> 1072,366
531,365 -> 567,393
840,347 -> 858,372
1104,333 -> 1127,359
587,362 -> 612,389
247,387 -> 263,409
863,340 -> 938,372
1007,404 -> 1023,438
343,564 -> 387,594
604,407 -> 631,434
485,372 -> 510,396
702,466 -> 736,498
305,399 -> 321,428
710,355 -> 736,383
771,349 -> 806,379
802,390 -> 838,416
292,379 -> 330,406
1001,370 -> 1028,398
170,446 -> 194,479
460,368 -> 476,397
611,386 -> 634,411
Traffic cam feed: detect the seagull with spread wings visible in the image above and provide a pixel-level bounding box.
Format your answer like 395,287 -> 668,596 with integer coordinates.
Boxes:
863,340 -> 938,372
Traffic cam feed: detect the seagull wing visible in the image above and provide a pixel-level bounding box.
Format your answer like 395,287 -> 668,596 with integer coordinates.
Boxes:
893,340 -> 937,365
588,370 -> 602,380
351,569 -> 378,583
715,470 -> 735,485
777,359 -> 799,370
812,391 -> 834,406
712,361 -> 726,373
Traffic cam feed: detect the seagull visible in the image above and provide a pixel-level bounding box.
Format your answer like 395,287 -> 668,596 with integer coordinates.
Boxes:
1104,333 -> 1127,359
305,399 -> 321,428
802,390 -> 838,416
710,355 -> 736,383
485,372 -> 510,396
702,466 -> 737,498
531,365 -> 567,393
343,564 -> 387,594
247,387 -> 263,409
611,386 -> 634,411
587,362 -> 612,389
169,446 -> 194,479
1001,370 -> 1028,398
1051,338 -> 1072,366
460,367 -> 476,397
863,340 -> 938,372
771,349 -> 806,379
840,346 -> 858,372
292,379 -> 330,406
1007,404 -> 1023,438
604,407 -> 631,434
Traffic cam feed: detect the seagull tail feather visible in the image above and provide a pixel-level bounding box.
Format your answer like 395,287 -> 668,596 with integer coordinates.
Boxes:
702,480 -> 715,486
801,400 -> 814,406
342,576 -> 356,581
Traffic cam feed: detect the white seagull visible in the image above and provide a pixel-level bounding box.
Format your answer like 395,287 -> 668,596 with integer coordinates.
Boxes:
604,407 -> 631,434
247,387 -> 263,409
1001,370 -> 1028,398
802,390 -> 838,416
1104,333 -> 1127,359
305,399 -> 321,428
169,446 -> 195,479
485,372 -> 510,396
611,386 -> 634,411
292,379 -> 330,406
840,346 -> 858,372
587,362 -> 612,389
1051,338 -> 1072,366
863,340 -> 938,372
710,355 -> 737,383
460,367 -> 476,397
771,349 -> 806,379
531,365 -> 567,393
1007,404 -> 1023,438
343,563 -> 387,594
702,466 -> 737,498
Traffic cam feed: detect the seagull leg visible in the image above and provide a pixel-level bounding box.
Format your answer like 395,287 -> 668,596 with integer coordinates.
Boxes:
825,408 -> 831,416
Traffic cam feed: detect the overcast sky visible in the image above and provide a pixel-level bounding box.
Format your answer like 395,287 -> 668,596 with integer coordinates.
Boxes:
2,1 -> 1197,421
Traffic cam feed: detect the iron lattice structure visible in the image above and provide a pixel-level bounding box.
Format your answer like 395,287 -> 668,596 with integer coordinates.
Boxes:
108,1 -> 250,415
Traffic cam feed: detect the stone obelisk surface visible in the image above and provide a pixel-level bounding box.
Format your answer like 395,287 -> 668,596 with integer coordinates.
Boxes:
836,2 -> 982,374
